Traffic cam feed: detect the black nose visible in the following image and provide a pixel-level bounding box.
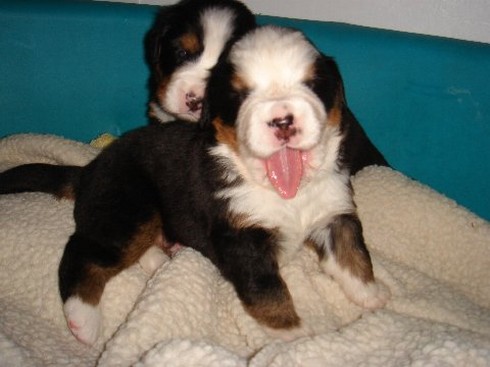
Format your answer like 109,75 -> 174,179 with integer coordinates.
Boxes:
268,114 -> 297,141
268,114 -> 294,130
186,92 -> 203,112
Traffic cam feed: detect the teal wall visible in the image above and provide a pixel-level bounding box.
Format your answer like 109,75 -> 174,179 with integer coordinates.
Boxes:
1,0 -> 489,220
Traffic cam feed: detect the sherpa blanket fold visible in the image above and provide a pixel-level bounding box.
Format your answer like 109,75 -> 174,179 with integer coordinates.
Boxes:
0,133 -> 489,366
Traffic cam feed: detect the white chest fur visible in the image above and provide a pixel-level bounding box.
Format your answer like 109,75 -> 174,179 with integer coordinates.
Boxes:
212,142 -> 354,264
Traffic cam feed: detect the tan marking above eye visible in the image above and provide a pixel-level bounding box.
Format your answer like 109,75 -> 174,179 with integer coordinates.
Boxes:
179,32 -> 200,54
231,73 -> 249,93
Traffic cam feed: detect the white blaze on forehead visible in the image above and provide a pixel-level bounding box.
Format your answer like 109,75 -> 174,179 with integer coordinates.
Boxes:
230,26 -> 319,91
199,8 -> 236,70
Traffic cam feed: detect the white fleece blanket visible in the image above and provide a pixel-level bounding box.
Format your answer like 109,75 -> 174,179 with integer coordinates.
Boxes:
0,133 -> 489,367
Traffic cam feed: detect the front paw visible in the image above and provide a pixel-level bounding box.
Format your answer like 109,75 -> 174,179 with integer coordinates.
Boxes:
63,296 -> 101,345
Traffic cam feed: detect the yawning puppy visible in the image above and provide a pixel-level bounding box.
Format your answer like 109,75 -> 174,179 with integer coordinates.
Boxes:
49,25 -> 389,345
204,24 -> 390,308
145,0 -> 256,123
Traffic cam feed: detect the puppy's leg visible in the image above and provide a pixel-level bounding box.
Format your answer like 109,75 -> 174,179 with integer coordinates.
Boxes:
138,245 -> 168,275
138,231 -> 186,274
213,225 -> 300,331
313,213 -> 390,309
59,216 -> 161,345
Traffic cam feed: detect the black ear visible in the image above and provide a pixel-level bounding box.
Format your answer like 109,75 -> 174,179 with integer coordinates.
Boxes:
318,53 -> 390,172
144,30 -> 162,70
311,53 -> 346,111
144,8 -> 174,68
199,59 -> 239,129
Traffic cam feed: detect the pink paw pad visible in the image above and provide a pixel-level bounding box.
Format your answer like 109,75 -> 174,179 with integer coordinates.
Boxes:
63,297 -> 101,345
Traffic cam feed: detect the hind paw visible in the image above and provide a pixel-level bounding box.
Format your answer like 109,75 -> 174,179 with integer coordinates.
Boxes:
63,296 -> 101,345
139,245 -> 169,275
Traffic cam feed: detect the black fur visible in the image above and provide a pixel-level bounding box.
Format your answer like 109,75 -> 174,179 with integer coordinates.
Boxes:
0,163 -> 81,197
340,107 -> 389,174
0,24 -> 390,339
310,53 -> 389,173
56,121 -> 294,329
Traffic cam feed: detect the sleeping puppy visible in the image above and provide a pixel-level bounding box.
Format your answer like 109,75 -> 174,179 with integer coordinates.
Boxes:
0,0 -> 256,270
145,0 -> 256,123
139,0 -> 256,267
0,0 -> 257,199
50,25 -> 390,345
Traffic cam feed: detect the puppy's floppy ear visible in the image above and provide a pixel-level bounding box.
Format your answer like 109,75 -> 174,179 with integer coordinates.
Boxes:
144,8 -> 173,68
199,59 -> 238,129
311,53 -> 346,111
317,52 -> 389,172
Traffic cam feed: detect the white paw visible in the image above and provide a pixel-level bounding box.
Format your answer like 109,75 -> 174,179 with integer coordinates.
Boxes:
263,324 -> 311,342
138,246 -> 169,275
346,279 -> 391,310
322,256 -> 390,310
63,296 -> 101,345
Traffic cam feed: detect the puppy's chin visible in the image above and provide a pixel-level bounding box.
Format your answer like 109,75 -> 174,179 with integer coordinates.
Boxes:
172,110 -> 201,122
148,101 -> 202,123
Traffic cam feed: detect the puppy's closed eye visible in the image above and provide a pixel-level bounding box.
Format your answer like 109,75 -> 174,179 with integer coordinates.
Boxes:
175,47 -> 191,63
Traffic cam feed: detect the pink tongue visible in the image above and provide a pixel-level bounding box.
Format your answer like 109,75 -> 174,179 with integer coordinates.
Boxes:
265,148 -> 303,199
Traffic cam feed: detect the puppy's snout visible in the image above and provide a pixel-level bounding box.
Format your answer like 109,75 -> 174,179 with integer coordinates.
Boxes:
185,92 -> 203,112
268,114 -> 297,141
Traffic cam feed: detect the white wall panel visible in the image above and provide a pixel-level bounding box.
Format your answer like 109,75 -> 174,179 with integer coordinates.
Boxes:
98,0 -> 490,44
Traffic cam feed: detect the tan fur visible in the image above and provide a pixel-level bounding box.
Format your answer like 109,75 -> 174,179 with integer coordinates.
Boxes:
74,265 -> 117,305
213,117 -> 239,152
228,213 -> 255,229
179,32 -> 200,54
56,185 -> 76,200
122,215 -> 163,267
231,73 -> 249,93
326,92 -> 344,127
244,284 -> 300,329
304,238 -> 325,260
331,216 -> 374,283
75,216 -> 163,305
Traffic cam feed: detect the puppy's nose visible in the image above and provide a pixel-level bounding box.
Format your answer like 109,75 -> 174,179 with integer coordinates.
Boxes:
268,114 -> 297,141
268,114 -> 293,129
185,92 -> 203,112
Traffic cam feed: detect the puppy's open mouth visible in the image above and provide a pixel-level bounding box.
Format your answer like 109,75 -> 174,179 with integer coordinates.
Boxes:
265,147 -> 308,199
